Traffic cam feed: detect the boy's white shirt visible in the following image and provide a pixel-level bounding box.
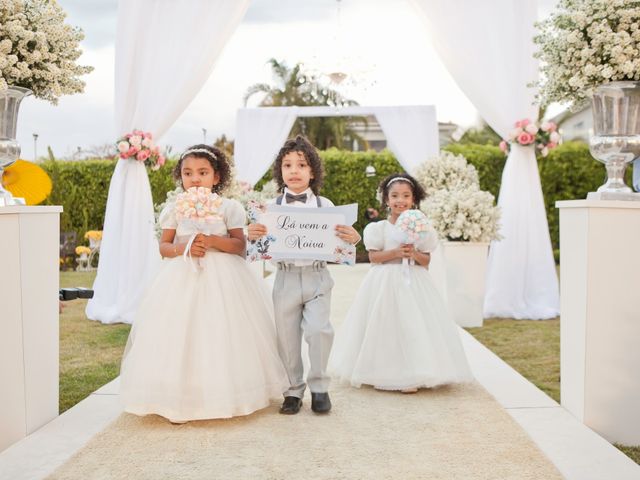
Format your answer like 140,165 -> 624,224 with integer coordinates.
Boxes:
269,187 -> 334,266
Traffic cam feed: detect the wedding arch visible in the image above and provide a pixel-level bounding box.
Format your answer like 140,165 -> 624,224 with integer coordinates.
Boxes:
89,0 -> 557,325
234,105 -> 438,185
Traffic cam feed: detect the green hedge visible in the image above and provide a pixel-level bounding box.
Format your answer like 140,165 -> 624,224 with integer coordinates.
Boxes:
43,143 -> 617,258
42,159 -> 178,244
444,142 -> 609,251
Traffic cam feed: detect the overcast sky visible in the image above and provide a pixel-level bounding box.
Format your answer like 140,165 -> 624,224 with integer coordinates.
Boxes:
15,0 -> 558,161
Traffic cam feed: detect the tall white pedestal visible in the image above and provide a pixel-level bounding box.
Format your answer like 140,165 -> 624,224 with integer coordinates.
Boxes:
557,199 -> 640,445
441,242 -> 489,327
0,206 -> 62,452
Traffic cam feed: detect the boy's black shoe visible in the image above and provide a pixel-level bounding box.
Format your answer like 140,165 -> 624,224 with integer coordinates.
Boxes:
311,392 -> 331,414
279,396 -> 302,414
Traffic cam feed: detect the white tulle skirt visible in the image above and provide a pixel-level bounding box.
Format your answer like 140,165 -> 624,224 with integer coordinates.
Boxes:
329,263 -> 472,390
119,251 -> 288,422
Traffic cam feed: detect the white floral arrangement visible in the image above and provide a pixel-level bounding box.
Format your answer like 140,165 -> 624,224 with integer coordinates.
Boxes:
534,0 -> 640,108
0,0 -> 93,103
421,188 -> 501,243
414,151 -> 501,242
413,151 -> 479,197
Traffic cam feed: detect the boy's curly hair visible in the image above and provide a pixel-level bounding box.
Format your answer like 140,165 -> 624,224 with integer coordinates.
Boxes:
378,173 -> 426,208
173,144 -> 232,193
272,135 -> 324,195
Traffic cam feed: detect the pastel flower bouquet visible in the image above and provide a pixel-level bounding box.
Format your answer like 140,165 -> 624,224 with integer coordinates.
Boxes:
393,209 -> 430,245
392,209 -> 432,283
175,186 -> 223,225
499,119 -> 561,157
174,186 -> 223,268
116,129 -> 166,170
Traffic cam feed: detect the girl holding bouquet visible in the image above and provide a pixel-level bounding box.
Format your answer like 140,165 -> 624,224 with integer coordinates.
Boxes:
120,144 -> 287,423
329,173 -> 472,392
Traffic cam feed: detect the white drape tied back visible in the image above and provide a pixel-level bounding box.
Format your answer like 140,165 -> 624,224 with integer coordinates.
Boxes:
87,0 -> 250,324
410,0 -> 559,319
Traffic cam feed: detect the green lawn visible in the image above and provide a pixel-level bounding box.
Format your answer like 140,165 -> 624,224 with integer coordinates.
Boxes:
466,318 -> 560,402
59,271 -> 130,413
58,271 -> 639,465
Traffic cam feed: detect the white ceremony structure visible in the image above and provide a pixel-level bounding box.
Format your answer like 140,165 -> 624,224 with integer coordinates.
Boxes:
234,105 -> 439,185
86,0 -> 251,324
87,0 -> 559,325
3,1 -> 640,478
412,0 -> 559,319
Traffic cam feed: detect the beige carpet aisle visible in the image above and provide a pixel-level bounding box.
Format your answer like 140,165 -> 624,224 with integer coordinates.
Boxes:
47,265 -> 562,480
47,383 -> 562,480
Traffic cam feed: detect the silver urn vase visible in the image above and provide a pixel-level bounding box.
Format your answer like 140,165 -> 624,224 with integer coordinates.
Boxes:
0,86 -> 32,206
588,81 -> 640,199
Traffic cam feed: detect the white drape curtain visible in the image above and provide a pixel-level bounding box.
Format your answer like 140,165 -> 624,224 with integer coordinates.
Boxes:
374,106 -> 438,172
87,0 -> 250,324
411,0 -> 559,319
235,107 -> 299,185
234,105 -> 439,185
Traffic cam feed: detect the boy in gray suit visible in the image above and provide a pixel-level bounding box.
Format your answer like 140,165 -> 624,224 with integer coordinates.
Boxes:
248,135 -> 360,414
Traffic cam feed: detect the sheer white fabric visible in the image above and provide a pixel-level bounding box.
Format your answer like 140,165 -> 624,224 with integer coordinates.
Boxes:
234,107 -> 298,185
373,106 -> 439,172
411,0 -> 559,319
234,106 -> 439,185
87,0 -> 249,324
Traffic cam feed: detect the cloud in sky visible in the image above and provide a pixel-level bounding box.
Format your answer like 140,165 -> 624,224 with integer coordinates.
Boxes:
15,0 -> 559,161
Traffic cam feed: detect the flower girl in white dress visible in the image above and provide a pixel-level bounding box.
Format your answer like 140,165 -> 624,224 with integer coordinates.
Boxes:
330,173 -> 472,392
120,145 -> 288,422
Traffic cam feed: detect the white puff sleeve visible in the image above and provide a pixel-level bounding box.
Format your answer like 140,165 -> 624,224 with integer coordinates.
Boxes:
158,202 -> 177,230
224,199 -> 247,230
363,221 -> 385,251
416,223 -> 439,253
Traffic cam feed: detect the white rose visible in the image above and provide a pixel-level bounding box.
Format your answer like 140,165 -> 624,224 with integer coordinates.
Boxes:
525,124 -> 539,135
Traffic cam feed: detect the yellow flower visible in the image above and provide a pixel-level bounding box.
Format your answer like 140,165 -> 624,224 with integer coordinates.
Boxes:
84,230 -> 103,241
75,246 -> 91,255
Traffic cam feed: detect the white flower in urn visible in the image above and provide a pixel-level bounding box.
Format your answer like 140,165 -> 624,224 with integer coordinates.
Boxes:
414,151 -> 501,243
421,189 -> 502,243
0,0 -> 93,103
534,0 -> 640,107
414,151 -> 479,197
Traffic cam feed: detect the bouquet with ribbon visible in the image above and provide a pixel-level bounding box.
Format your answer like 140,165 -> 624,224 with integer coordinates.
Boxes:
392,209 -> 431,284
175,187 -> 223,269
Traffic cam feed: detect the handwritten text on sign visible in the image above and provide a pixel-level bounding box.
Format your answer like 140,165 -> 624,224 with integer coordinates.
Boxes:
248,203 -> 357,265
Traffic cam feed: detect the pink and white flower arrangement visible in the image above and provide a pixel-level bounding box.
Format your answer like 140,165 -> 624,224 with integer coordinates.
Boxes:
174,187 -> 223,224
500,119 -> 561,157
116,129 -> 166,170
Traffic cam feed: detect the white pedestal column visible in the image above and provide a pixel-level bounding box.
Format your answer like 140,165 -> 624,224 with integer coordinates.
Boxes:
440,242 -> 489,328
0,206 -> 62,452
557,199 -> 640,445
